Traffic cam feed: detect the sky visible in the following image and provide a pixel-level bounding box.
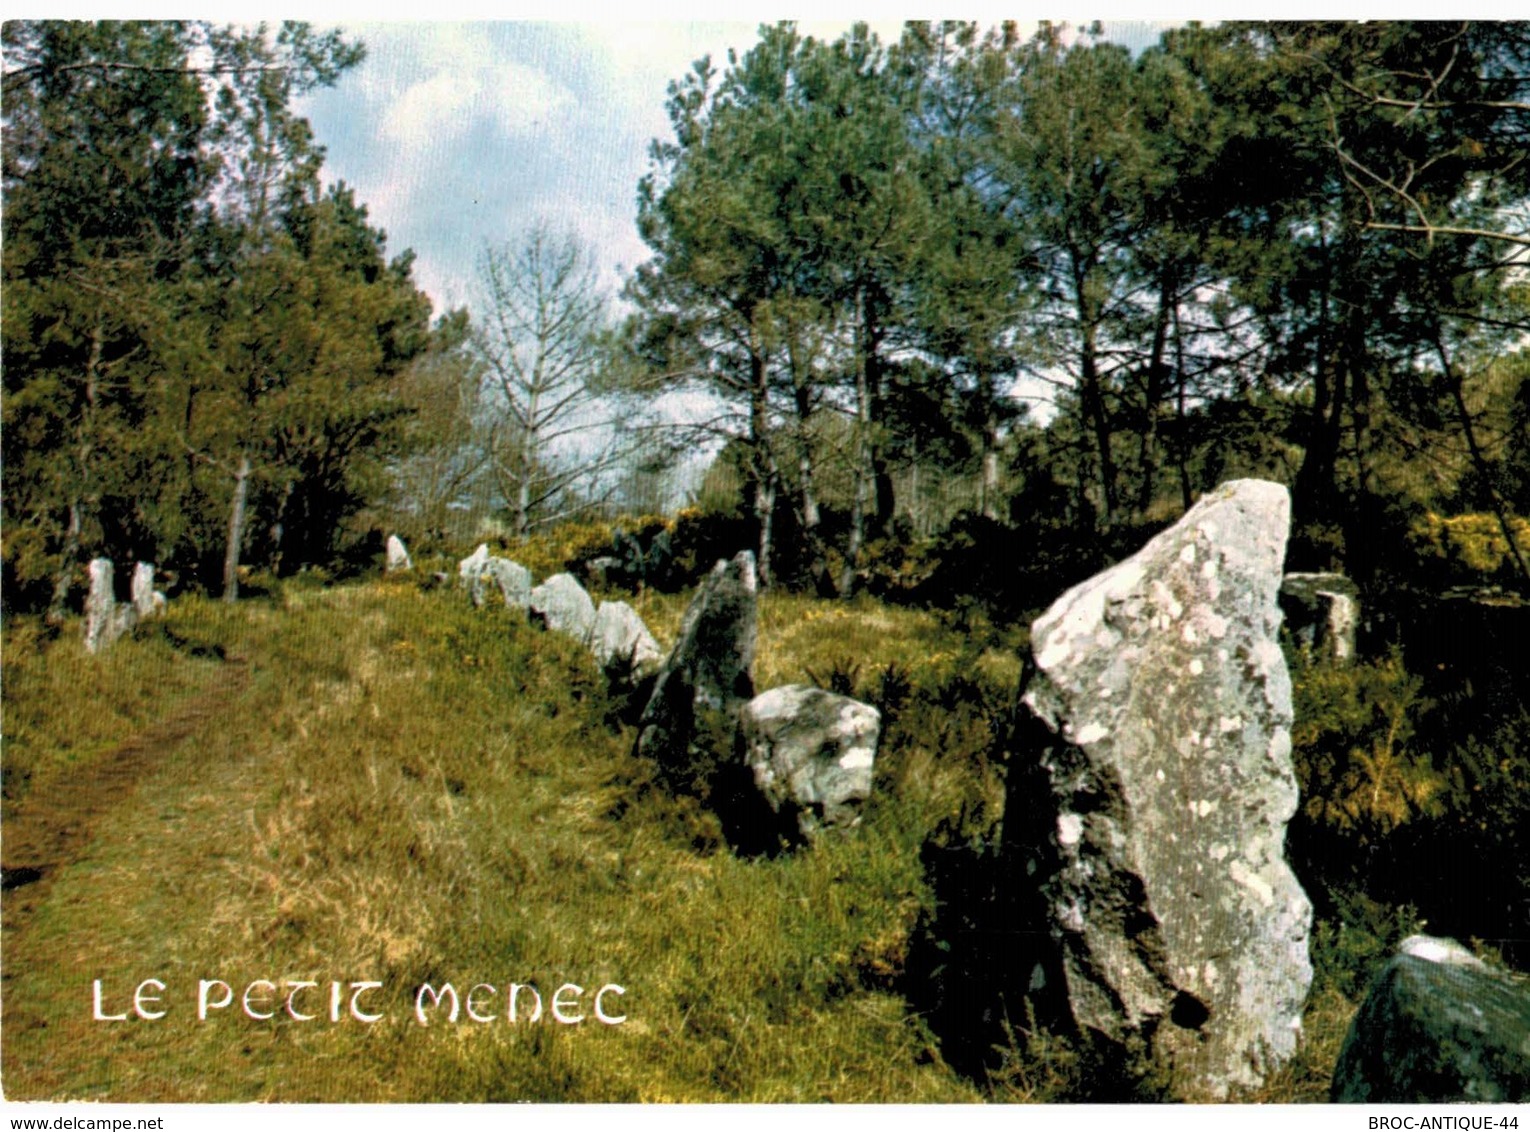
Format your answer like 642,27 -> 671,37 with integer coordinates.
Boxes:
293,19 -> 1173,319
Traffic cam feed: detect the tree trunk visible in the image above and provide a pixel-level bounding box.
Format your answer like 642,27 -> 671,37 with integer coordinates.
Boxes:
47,316 -> 105,626
979,388 -> 1001,522
1136,267 -> 1175,519
46,503 -> 83,627
268,478 -> 294,577
1293,226 -> 1356,544
864,290 -> 895,537
1173,299 -> 1193,511
842,292 -> 875,597
222,450 -> 252,602
755,464 -> 776,591
1080,318 -> 1117,527
748,330 -> 774,589
791,368 -> 836,598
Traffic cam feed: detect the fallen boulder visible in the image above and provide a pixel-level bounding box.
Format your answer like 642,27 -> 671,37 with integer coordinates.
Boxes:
1279,572 -> 1359,663
1331,935 -> 1530,1103
591,600 -> 663,685
635,551 -> 757,781
1019,478 -> 1312,1100
739,685 -> 880,839
386,534 -> 414,574
529,572 -> 597,645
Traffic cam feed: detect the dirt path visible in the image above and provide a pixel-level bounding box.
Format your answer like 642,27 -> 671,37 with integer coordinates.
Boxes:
1,661 -> 251,914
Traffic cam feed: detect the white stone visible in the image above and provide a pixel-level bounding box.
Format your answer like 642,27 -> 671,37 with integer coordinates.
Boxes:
1057,813 -> 1084,847
385,535 -> 413,573
1020,479 -> 1311,1100
739,684 -> 880,837
529,573 -> 597,645
590,600 -> 663,682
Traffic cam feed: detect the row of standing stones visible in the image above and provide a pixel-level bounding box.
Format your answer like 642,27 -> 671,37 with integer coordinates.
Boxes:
81,558 -> 168,654
416,535 -> 880,843
378,512 -> 1528,1101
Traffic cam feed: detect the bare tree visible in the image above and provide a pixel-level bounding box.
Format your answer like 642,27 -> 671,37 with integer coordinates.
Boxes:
473,224 -> 636,536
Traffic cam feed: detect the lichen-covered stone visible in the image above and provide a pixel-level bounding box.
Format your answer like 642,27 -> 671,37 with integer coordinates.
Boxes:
740,685 -> 879,838
1021,478 -> 1312,1100
385,534 -> 413,573
635,551 -> 757,775
1332,936 -> 1530,1103
590,601 -> 662,685
484,557 -> 532,609
1280,572 -> 1359,663
528,572 -> 597,645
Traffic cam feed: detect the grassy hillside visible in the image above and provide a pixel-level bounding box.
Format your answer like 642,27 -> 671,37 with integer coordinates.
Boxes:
2,569 -> 1424,1102
2,579 -> 994,1101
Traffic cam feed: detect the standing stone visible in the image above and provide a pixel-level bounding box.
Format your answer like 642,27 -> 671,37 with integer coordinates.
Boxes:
130,561 -> 167,619
528,572 -> 598,645
484,557 -> 533,609
1280,572 -> 1359,663
1332,936 -> 1530,1103
590,601 -> 663,685
739,685 -> 880,839
84,558 -> 138,654
385,534 -> 414,574
1020,479 -> 1312,1100
635,551 -> 758,775
458,544 -> 491,606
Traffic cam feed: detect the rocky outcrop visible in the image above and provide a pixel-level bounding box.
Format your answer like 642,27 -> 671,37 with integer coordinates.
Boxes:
386,534 -> 413,573
529,572 -> 597,645
635,551 -> 758,777
484,557 -> 532,609
1019,479 -> 1312,1100
739,685 -> 880,839
590,601 -> 662,686
1332,936 -> 1530,1103
84,558 -> 138,654
1279,572 -> 1359,663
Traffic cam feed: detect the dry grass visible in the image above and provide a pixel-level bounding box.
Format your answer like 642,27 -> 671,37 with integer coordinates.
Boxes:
0,581 -> 977,1102
1,569 -> 1386,1103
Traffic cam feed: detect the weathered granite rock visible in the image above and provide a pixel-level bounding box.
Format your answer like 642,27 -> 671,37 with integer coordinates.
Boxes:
84,558 -> 138,654
590,600 -> 663,684
484,557 -> 532,609
459,543 -> 492,605
130,561 -> 167,619
385,534 -> 414,573
1332,936 -> 1530,1103
740,685 -> 880,838
1021,478 -> 1312,1101
635,551 -> 758,774
529,572 -> 597,645
1280,572 -> 1359,663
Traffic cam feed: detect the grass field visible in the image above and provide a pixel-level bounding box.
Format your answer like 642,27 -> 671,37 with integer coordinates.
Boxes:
1,573 -> 1368,1102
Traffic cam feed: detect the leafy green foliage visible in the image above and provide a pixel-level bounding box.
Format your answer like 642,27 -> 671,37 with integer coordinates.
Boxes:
1,21 -> 434,611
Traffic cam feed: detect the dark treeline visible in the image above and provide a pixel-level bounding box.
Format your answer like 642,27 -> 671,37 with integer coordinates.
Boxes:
628,20 -> 1530,603
2,21 -> 447,615
4,20 -> 1530,619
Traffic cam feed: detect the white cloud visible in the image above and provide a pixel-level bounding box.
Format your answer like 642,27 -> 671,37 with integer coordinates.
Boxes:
380,57 -> 574,147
